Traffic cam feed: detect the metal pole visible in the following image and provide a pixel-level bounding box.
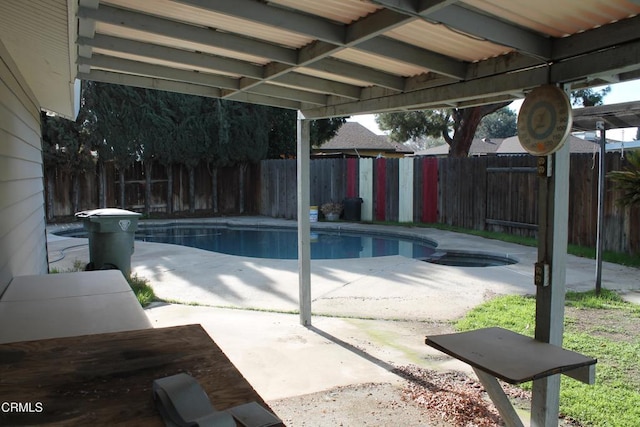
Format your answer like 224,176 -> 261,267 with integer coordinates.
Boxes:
595,121 -> 606,295
531,142 -> 570,426
297,111 -> 312,326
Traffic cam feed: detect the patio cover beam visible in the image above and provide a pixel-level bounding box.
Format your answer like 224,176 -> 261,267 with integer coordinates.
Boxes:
77,4 -> 413,93
371,0 -> 552,59
77,70 -> 302,110
171,0 -> 466,96
78,5 -> 298,65
302,38 -> 640,118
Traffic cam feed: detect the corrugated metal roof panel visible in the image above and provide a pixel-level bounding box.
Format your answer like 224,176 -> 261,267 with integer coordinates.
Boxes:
95,22 -> 270,65
103,0 -> 312,48
92,48 -> 242,78
268,0 -> 380,24
333,48 -> 429,77
295,68 -> 373,87
463,0 -> 640,38
385,20 -> 512,62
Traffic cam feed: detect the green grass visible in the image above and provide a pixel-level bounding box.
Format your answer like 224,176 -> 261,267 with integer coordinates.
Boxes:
455,291 -> 640,426
372,221 -> 640,268
127,274 -> 156,307
50,260 -> 156,307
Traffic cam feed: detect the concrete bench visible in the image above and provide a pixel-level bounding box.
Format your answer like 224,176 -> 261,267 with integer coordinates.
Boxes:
0,270 -> 151,344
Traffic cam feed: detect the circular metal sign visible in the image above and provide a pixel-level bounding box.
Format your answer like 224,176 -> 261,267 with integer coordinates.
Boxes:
517,85 -> 573,156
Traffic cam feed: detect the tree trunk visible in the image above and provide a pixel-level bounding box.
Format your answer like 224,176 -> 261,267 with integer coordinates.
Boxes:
211,167 -> 218,214
144,161 -> 152,215
188,166 -> 196,214
45,168 -> 55,221
97,160 -> 106,208
166,163 -> 173,215
119,169 -> 126,209
448,102 -> 512,158
71,173 -> 80,214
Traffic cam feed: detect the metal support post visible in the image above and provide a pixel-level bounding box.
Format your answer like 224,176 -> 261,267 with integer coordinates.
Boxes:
595,121 -> 606,295
531,141 -> 570,426
297,111 -> 312,326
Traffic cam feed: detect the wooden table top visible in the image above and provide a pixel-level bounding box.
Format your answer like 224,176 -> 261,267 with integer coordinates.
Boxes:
426,327 -> 597,384
0,324 -> 282,426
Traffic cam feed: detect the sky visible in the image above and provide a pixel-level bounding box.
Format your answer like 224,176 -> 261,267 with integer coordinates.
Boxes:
349,79 -> 640,141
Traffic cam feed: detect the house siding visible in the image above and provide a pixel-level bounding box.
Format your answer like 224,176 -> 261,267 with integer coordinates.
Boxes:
0,41 -> 47,294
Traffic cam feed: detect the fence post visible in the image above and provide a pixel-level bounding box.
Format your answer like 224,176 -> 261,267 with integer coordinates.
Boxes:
399,158 -> 414,222
359,158 -> 374,221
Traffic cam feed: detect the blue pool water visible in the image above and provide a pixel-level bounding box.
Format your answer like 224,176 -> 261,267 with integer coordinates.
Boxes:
58,225 -> 438,260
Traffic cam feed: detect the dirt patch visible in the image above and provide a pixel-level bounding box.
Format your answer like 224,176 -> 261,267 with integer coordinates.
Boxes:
565,306 -> 640,343
269,382 -> 451,427
268,365 -> 584,427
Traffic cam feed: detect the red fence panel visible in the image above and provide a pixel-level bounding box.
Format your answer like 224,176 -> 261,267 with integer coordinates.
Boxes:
421,157 -> 438,223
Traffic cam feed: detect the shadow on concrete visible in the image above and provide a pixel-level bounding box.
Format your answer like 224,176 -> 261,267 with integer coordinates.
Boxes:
306,325 -> 397,374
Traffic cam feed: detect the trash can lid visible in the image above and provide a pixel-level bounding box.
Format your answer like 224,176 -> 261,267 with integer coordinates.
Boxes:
75,208 -> 142,218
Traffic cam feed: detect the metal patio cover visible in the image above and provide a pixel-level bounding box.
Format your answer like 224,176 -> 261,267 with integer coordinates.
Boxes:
75,0 -> 640,118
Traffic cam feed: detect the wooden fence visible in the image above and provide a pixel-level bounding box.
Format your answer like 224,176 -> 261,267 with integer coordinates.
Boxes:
46,154 -> 639,254
46,161 -> 259,218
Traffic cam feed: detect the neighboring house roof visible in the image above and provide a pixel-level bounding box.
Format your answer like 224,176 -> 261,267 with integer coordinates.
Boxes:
314,122 -> 413,157
468,138 -> 504,156
496,135 -> 599,154
415,144 -> 449,156
415,138 -> 504,156
415,135 -> 601,156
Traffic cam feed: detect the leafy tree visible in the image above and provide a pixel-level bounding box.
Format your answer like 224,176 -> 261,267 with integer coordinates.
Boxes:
136,90 -> 175,215
571,87 -> 611,107
167,94 -> 216,213
376,102 -> 511,157
312,117 -> 347,147
79,81 -> 109,207
41,110 -> 94,217
265,109 -> 347,158
224,101 -> 270,213
474,107 -> 517,139
87,83 -> 143,208
266,109 -> 296,159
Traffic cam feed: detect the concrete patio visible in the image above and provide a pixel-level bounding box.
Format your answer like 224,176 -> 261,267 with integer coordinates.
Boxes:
47,217 -> 640,402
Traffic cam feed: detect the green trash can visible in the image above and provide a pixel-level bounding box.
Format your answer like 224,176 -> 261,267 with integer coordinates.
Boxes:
75,208 -> 142,277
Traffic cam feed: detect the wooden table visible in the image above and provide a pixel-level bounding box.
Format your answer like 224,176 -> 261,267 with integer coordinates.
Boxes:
0,324 -> 283,426
426,327 -> 597,384
426,327 -> 597,427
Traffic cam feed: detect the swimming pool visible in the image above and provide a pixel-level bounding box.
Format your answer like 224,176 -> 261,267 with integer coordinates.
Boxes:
57,224 -> 438,260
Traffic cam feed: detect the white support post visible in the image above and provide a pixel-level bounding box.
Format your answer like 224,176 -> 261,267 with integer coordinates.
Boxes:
359,158 -> 374,222
398,158 -> 414,223
595,121 -> 606,295
531,140 -> 570,426
297,111 -> 312,326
